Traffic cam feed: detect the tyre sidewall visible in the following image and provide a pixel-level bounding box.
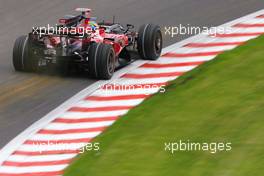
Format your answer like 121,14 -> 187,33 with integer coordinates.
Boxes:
137,24 -> 163,60
88,43 -> 116,80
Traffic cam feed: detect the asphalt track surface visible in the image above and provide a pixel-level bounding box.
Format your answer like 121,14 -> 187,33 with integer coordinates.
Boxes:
0,0 -> 264,148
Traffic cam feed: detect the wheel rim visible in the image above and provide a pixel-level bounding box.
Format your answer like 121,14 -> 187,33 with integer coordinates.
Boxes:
107,51 -> 115,75
154,32 -> 162,55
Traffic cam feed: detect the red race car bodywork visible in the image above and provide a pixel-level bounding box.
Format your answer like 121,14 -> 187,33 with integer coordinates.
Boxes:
13,8 -> 163,80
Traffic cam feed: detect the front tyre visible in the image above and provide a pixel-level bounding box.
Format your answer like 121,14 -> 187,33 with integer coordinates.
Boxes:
137,24 -> 163,60
88,43 -> 116,80
13,35 -> 38,72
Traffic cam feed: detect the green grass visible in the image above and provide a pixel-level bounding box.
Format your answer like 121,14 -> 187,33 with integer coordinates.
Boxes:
64,35 -> 264,176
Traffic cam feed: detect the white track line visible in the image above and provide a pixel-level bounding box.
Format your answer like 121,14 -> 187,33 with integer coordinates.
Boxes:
0,9 -> 264,175
44,121 -> 115,130
6,154 -> 76,162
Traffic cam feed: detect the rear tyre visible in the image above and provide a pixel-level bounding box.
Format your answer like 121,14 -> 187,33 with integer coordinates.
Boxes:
13,35 -> 38,72
137,24 -> 162,60
88,43 -> 116,80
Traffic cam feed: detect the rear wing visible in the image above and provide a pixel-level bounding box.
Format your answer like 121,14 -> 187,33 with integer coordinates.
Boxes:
57,8 -> 92,25
58,15 -> 83,26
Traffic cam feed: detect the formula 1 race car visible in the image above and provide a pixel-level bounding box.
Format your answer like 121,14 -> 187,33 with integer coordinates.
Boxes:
13,8 -> 162,79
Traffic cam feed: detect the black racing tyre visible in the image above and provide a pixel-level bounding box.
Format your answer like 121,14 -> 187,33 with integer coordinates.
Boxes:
88,43 -> 116,80
13,35 -> 38,72
137,24 -> 163,60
